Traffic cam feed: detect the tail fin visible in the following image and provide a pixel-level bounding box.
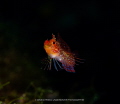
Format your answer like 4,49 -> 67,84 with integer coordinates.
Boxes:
62,64 -> 75,73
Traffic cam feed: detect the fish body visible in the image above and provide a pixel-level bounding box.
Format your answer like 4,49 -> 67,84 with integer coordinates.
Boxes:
44,34 -> 77,72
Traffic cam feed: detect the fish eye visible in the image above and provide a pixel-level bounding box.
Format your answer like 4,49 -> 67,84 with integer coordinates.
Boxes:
53,42 -> 55,44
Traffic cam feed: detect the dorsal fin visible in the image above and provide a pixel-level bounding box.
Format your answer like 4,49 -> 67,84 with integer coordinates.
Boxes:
57,34 -> 71,52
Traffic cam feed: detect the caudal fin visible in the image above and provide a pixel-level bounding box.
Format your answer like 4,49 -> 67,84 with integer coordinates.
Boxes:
62,64 -> 75,73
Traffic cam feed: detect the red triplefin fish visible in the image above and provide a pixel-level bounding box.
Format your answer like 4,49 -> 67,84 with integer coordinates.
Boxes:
43,34 -> 80,73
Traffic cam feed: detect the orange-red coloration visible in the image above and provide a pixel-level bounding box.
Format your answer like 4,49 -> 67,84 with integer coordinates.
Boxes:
44,34 -> 78,72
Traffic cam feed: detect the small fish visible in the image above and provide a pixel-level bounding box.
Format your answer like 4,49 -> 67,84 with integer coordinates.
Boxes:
43,34 -> 80,73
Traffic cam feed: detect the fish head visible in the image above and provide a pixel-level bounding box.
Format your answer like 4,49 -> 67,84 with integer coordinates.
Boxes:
44,37 -> 59,58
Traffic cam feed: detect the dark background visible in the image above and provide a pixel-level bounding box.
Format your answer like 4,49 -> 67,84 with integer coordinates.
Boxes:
0,0 -> 119,104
